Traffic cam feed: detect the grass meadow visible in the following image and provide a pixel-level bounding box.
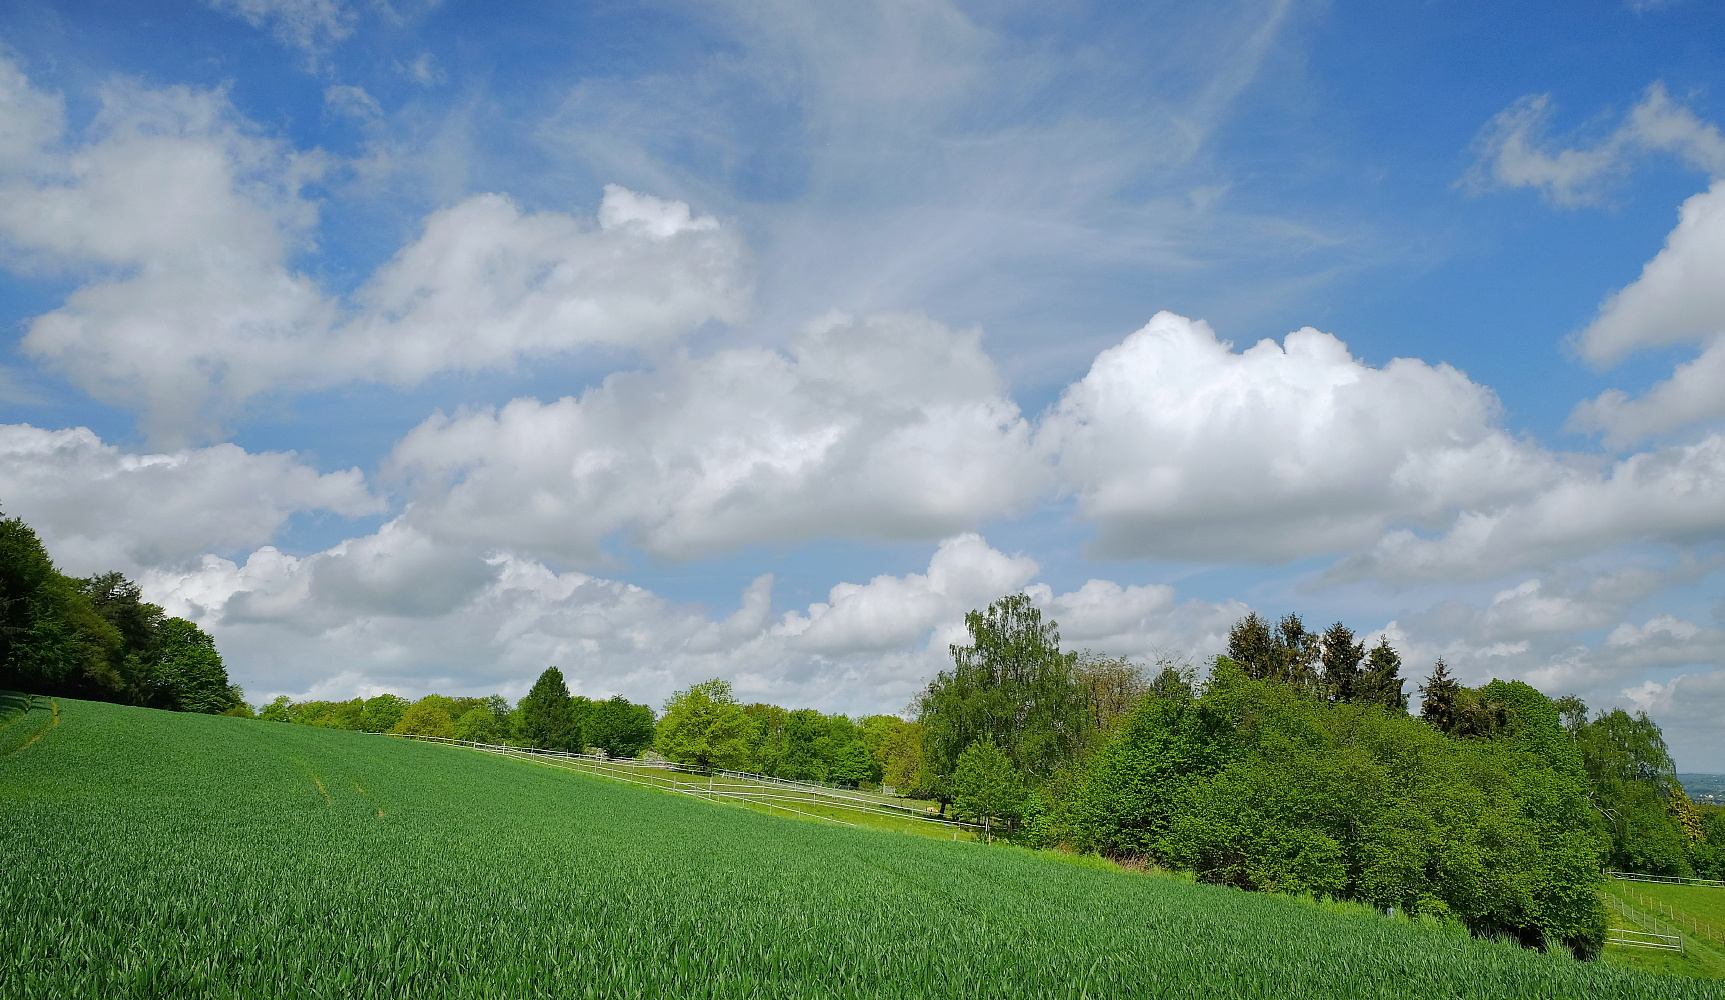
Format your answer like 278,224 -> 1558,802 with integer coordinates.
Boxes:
1602,879 -> 1725,980
1,697 -> 1717,999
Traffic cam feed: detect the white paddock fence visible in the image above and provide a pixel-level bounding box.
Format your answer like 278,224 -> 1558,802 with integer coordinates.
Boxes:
1603,875 -> 1725,954
1604,928 -> 1683,953
382,733 -> 982,835
1607,870 -> 1725,889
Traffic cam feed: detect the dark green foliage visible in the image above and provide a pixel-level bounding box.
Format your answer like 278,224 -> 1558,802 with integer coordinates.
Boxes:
1225,612 -> 1274,678
150,618 -> 231,713
1225,612 -> 1320,693
1694,803 -> 1725,879
1,699 -> 1707,998
361,694 -> 409,732
519,666 -> 576,750
745,705 -> 877,785
1070,676 -> 1229,857
1069,669 -> 1609,959
1569,705 -> 1694,877
452,705 -> 505,744
859,714 -> 922,791
1356,638 -> 1408,711
0,516 -> 122,697
1419,658 -> 1463,732
917,594 -> 1087,789
246,685 -> 660,757
0,513 -> 234,712
1319,622 -> 1364,703
77,572 -> 165,699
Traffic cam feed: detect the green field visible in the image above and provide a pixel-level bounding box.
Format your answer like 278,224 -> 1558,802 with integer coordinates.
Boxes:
463,745 -> 974,839
1,699 -> 1717,999
1603,878 -> 1725,980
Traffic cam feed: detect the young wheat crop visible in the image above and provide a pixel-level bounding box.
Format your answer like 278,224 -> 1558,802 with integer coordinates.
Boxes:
0,698 -> 1709,999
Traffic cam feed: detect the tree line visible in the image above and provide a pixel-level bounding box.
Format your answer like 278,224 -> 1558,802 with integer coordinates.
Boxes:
12,491 -> 1717,962
657,594 -> 1723,962
0,510 -> 240,714
250,667 -> 658,759
247,667 -> 905,788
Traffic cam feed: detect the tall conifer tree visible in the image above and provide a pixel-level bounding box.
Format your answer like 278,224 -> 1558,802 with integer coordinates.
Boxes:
1319,622 -> 1364,703
1419,659 -> 1462,733
520,666 -> 576,750
1357,638 -> 1408,711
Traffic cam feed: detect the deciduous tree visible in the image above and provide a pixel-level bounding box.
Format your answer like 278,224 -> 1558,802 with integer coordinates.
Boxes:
917,594 -> 1086,790
952,737 -> 1026,843
392,699 -> 455,739
655,678 -> 755,772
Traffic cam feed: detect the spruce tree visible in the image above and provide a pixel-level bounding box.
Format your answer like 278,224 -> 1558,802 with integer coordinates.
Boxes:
1273,614 -> 1320,693
1226,612 -> 1275,680
1419,659 -> 1462,733
1357,637 -> 1407,711
1319,622 -> 1364,703
520,666 -> 576,750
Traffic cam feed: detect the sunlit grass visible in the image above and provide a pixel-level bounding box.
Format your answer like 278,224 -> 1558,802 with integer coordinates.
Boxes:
0,698 -> 1713,999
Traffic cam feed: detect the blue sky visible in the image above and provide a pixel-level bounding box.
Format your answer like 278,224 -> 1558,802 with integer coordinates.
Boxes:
3,0 -> 1724,766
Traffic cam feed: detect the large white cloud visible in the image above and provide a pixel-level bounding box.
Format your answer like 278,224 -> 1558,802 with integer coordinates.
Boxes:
1338,433 -> 1725,581
1574,181 -> 1725,366
1570,334 -> 1725,448
0,423 -> 380,577
143,529 -> 1237,715
1039,311 -> 1554,562
0,58 -> 749,444
386,311 -> 1046,562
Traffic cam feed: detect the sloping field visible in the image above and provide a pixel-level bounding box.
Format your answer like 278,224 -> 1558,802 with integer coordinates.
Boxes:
1603,878 -> 1725,979
416,738 -> 972,838
0,699 -> 1713,999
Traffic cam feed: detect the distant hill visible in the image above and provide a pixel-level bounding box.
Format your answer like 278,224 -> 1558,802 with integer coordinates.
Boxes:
1678,774 -> 1725,805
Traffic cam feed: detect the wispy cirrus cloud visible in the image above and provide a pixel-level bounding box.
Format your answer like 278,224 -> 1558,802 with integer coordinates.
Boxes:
1463,82 -> 1725,207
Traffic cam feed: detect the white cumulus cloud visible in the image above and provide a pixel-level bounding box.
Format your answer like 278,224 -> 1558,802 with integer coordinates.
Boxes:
386,311 -> 1045,563
1339,433 -> 1725,581
1573,181 -> 1725,367
1039,311 -> 1554,562
143,528 -> 1238,716
0,423 -> 380,577
1570,334 -> 1725,447
0,58 -> 749,444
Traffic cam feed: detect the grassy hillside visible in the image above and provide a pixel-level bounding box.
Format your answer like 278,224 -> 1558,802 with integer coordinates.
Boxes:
1603,879 -> 1725,980
0,699 -> 1713,999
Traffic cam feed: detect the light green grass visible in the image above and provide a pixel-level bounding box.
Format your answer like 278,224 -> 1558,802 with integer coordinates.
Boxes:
1608,880 -> 1725,931
0,698 -> 1715,999
490,748 -> 972,840
1601,880 -> 1725,980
